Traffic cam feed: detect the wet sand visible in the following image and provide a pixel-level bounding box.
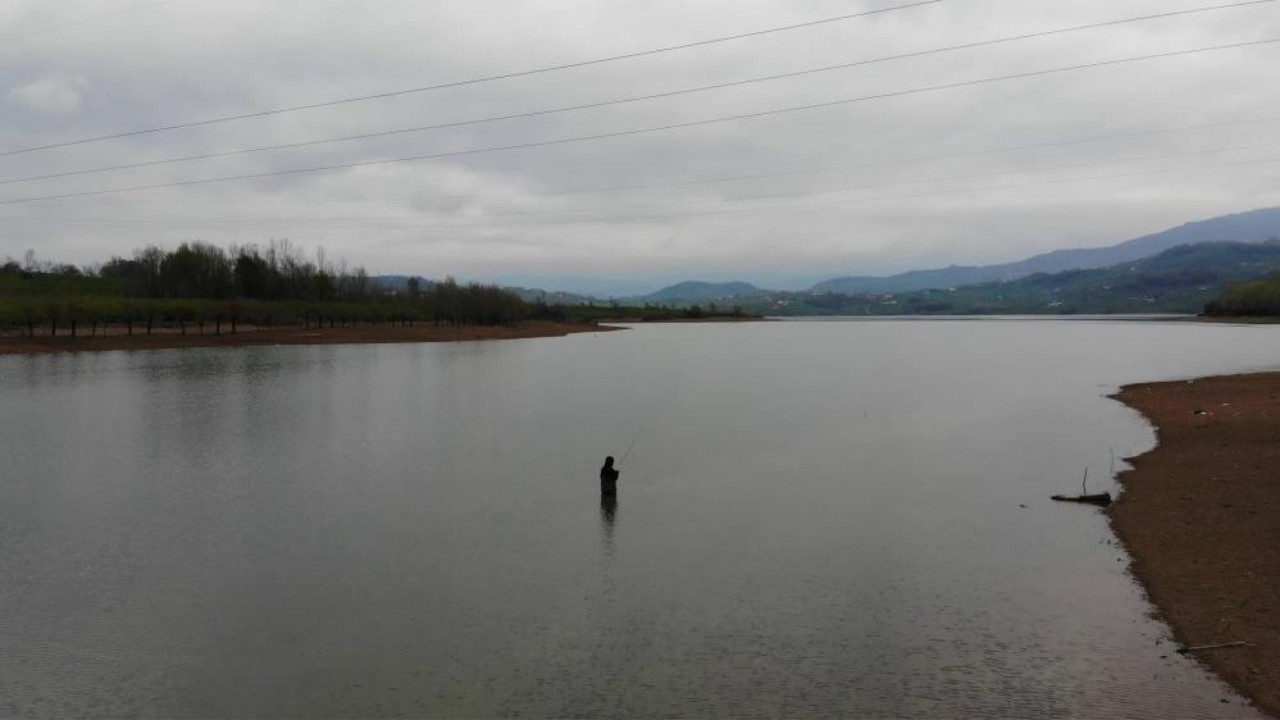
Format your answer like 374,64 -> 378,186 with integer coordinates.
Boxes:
0,321 -> 613,356
1110,373 -> 1280,717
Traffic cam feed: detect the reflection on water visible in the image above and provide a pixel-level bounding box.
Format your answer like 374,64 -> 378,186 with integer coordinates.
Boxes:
600,493 -> 618,553
2,320 -> 1277,718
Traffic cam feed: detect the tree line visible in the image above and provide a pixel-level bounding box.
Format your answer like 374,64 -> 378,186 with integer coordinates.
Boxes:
1203,273 -> 1280,316
1,242 -> 538,338
97,240 -> 370,303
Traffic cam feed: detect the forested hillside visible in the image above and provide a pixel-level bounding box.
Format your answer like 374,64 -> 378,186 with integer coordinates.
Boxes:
748,241 -> 1280,316
1205,274 -> 1280,316
810,206 -> 1280,295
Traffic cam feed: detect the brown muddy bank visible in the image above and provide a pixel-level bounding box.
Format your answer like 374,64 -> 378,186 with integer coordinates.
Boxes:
0,321 -> 614,356
1110,373 -> 1280,717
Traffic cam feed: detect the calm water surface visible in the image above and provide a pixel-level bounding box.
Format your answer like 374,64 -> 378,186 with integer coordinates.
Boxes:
2,318 -> 1277,717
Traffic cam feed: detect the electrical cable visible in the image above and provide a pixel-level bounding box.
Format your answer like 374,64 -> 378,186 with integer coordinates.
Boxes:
3,0 -> 1272,187
2,37 -> 1275,206
10,142 -> 1279,229
46,113 -> 1278,206
0,0 -> 941,157
1,0 -> 182,46
466,140 -> 1280,219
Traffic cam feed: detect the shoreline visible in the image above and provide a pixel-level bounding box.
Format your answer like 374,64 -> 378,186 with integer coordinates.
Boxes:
1109,373 -> 1280,717
1187,315 -> 1280,325
0,321 -> 613,356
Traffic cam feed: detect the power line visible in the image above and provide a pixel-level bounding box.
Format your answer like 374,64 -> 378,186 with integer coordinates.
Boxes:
464,140 -> 1280,219
2,37 -> 1275,206
413,115 -> 1280,202
4,0 -> 1273,187
578,156 -> 1280,229
17,155 -> 1280,232
46,113 -> 1278,206
353,155 -> 1280,228
14,140 -> 1279,227
0,0 -> 182,46
0,0 -> 941,158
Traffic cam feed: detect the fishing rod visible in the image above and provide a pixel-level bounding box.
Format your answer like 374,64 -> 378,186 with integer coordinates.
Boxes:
620,427 -> 644,461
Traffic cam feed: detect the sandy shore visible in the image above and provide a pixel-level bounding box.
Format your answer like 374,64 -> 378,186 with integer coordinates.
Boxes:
0,321 -> 613,356
1110,373 -> 1280,717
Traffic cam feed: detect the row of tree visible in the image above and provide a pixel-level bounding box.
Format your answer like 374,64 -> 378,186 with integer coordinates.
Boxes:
1,243 -> 537,337
1203,274 -> 1280,316
97,240 -> 371,302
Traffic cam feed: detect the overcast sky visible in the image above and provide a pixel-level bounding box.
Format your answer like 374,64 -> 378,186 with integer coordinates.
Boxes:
2,0 -> 1279,293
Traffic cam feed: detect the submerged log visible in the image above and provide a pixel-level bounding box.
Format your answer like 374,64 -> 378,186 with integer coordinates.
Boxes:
1177,641 -> 1251,654
1050,492 -> 1113,506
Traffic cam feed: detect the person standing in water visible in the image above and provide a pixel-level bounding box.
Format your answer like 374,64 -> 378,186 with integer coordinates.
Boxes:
600,456 -> 619,495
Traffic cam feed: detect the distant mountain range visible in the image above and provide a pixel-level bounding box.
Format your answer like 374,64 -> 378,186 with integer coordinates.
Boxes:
807,206 -> 1280,296
638,281 -> 764,302
774,240 -> 1280,316
607,206 -> 1280,305
374,206 -> 1280,313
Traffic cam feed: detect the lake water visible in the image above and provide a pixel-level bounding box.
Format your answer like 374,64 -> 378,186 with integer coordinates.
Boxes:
2,318 -> 1277,718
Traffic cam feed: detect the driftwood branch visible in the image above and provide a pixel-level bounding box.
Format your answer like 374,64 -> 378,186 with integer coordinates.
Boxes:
1176,641 -> 1252,654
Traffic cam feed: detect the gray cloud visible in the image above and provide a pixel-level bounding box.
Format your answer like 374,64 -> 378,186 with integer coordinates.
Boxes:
2,0 -> 1279,292
6,74 -> 90,114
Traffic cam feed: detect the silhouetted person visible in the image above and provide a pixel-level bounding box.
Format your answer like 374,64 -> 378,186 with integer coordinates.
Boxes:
600,455 -> 619,495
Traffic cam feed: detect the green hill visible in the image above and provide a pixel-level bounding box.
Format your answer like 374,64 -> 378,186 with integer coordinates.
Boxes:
810,206 -> 1280,295
638,281 -> 764,303
1205,273 -> 1280,316
750,240 -> 1280,316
